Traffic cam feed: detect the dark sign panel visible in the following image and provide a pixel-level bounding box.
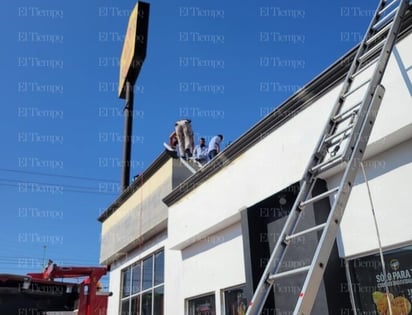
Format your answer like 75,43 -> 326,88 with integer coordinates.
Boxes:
118,1 -> 150,99
349,246 -> 412,314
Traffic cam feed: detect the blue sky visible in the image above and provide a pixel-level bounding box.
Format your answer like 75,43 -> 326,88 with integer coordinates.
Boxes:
0,0 -> 377,285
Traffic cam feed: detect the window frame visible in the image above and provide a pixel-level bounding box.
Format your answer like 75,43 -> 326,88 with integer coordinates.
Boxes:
186,292 -> 216,315
221,284 -> 247,315
119,249 -> 164,315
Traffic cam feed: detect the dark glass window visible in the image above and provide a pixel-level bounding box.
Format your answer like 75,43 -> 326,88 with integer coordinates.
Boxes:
142,256 -> 154,290
141,291 -> 153,315
188,294 -> 216,315
348,246 -> 412,314
223,286 -> 247,315
153,286 -> 164,315
132,262 -> 141,294
120,249 -> 164,315
122,269 -> 131,297
121,300 -> 130,315
154,251 -> 164,285
130,296 -> 140,315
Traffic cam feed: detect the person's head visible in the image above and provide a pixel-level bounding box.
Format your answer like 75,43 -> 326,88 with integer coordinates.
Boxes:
218,134 -> 223,141
199,137 -> 205,144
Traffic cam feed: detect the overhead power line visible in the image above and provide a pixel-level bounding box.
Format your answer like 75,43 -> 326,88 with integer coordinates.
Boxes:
0,178 -> 119,196
0,168 -> 117,183
0,168 -> 121,195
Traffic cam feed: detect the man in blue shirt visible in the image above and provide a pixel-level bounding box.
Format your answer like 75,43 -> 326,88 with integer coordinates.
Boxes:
208,134 -> 223,160
193,137 -> 208,165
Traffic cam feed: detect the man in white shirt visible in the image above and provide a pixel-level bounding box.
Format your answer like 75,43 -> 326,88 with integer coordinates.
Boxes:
208,134 -> 223,160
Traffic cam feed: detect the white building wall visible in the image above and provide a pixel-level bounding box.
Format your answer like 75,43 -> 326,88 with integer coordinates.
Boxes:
168,33 -> 412,252
329,34 -> 412,258
166,31 -> 412,313
107,262 -> 121,314
165,223 -> 245,315
331,138 -> 412,258
168,87 -> 339,250
164,248 -> 183,315
106,232 -> 167,315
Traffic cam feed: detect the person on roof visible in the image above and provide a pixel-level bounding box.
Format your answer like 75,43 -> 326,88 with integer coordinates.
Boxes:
172,119 -> 194,160
208,134 -> 223,160
193,137 -> 208,165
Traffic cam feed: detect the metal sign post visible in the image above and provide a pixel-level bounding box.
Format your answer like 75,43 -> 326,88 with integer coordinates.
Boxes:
118,1 -> 150,191
121,81 -> 135,191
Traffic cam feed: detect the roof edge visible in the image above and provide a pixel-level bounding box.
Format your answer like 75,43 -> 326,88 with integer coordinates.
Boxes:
98,151 -> 170,222
163,9 -> 412,207
163,49 -> 354,206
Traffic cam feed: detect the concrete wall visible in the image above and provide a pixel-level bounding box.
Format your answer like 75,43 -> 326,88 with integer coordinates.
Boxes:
100,159 -> 173,264
100,158 -> 193,265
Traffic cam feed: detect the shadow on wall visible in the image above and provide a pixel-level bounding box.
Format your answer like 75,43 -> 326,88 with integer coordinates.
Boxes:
393,46 -> 412,96
181,223 -> 241,261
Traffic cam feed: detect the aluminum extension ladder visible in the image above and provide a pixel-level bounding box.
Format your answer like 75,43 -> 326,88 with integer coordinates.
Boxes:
246,0 -> 409,314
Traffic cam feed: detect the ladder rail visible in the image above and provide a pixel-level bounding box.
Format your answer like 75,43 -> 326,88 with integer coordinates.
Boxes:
326,0 -> 398,126
331,0 -> 386,105
246,141 -> 326,313
308,0 -> 407,171
294,84 -> 385,315
245,1 -> 409,314
245,179 -> 313,314
303,3 -> 387,180
341,0 -> 409,162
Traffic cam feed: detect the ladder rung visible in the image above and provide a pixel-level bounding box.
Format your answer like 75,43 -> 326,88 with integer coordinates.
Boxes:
359,40 -> 385,63
342,78 -> 370,99
366,22 -> 392,46
324,123 -> 354,144
350,61 -> 376,80
285,223 -> 326,242
328,131 -> 351,148
332,102 -> 362,123
299,187 -> 339,209
268,265 -> 310,281
311,154 -> 344,174
378,0 -> 398,16
374,6 -> 397,30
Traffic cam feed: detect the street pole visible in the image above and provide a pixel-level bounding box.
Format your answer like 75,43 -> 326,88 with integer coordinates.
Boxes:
121,81 -> 134,191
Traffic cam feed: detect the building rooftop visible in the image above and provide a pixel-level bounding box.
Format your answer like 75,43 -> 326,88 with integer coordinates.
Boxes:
98,5 -> 412,221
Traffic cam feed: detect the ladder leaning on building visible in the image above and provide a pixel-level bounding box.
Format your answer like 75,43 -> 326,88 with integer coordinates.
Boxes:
245,0 -> 410,314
